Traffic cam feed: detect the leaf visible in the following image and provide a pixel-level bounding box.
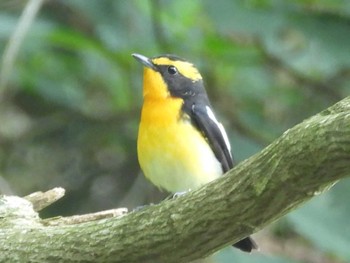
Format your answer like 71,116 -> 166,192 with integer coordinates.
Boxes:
288,178 -> 350,261
213,246 -> 298,263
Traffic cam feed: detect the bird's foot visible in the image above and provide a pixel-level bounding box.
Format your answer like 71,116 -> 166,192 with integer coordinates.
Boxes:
172,189 -> 191,198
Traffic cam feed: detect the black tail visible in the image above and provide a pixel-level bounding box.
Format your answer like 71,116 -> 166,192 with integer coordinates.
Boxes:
233,236 -> 258,252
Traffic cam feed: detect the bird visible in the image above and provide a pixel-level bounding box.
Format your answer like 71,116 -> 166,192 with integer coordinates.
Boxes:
132,53 -> 257,252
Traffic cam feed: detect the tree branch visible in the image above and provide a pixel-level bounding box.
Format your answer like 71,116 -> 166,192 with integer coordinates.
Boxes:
1,97 -> 350,263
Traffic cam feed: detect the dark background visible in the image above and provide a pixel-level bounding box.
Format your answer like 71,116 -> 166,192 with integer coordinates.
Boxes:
0,1 -> 349,262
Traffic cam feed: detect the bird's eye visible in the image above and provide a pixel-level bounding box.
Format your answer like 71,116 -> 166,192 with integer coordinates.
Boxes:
167,66 -> 178,75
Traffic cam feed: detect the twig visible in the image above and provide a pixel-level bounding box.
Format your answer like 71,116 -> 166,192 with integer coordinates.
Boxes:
0,0 -> 46,101
42,207 -> 128,226
24,187 -> 66,212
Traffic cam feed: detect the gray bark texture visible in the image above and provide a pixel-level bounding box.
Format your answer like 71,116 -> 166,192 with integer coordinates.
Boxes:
1,96 -> 350,263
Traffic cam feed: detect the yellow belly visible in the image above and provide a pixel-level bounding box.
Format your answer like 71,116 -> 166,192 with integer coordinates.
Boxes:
137,99 -> 223,193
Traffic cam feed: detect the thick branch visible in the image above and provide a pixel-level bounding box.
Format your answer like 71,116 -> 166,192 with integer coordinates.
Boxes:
1,97 -> 350,263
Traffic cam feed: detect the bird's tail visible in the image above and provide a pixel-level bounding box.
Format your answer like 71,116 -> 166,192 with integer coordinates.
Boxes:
233,236 -> 258,252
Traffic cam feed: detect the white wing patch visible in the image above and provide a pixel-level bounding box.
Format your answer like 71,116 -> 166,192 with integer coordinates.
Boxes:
205,106 -> 232,157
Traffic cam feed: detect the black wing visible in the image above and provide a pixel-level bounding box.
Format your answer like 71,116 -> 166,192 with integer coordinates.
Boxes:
191,103 -> 234,173
191,103 -> 258,252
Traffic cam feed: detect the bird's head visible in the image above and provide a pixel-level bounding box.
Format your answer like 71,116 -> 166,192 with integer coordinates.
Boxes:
132,54 -> 205,100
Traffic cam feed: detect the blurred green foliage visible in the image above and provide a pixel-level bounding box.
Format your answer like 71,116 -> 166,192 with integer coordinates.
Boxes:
0,0 -> 349,262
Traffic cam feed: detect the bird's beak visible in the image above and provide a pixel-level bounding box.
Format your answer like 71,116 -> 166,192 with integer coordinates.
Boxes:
132,53 -> 157,70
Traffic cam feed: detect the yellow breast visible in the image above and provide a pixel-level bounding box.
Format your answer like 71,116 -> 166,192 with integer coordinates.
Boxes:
137,98 -> 223,193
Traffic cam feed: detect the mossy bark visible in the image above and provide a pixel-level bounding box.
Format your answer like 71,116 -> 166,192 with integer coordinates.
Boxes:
1,97 -> 350,263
